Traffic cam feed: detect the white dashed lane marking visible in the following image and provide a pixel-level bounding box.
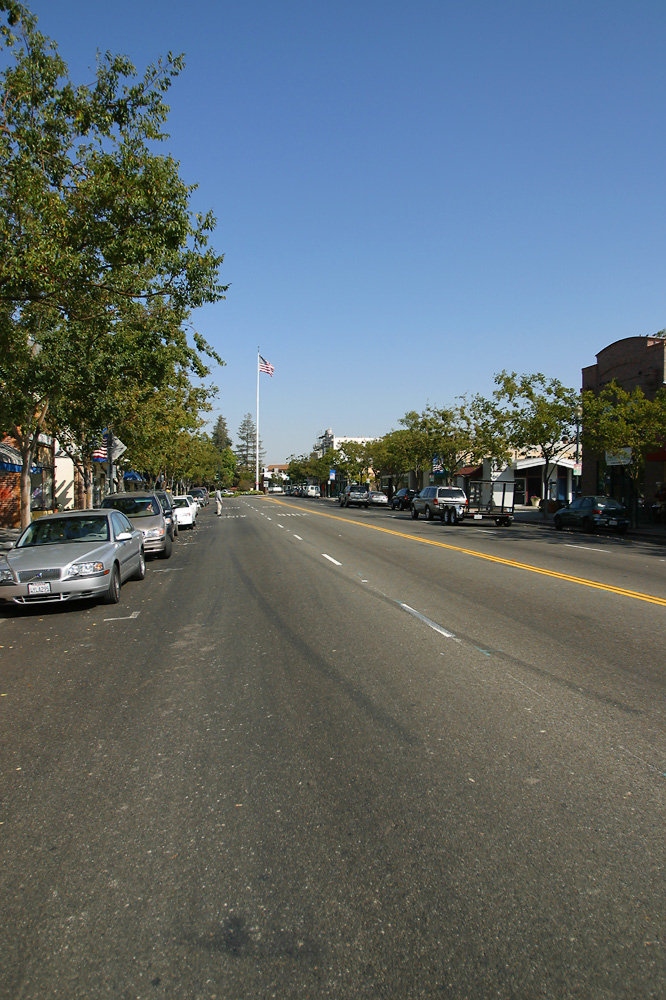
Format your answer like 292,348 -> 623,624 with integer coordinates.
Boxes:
399,603 -> 459,641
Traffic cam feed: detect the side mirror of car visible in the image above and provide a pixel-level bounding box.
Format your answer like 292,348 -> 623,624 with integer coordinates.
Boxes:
0,541 -> 15,550
115,531 -> 133,541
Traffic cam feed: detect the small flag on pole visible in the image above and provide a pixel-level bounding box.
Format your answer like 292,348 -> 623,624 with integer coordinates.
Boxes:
259,355 -> 274,376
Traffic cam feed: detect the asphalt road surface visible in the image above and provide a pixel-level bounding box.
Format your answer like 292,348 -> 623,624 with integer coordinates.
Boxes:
1,497 -> 665,999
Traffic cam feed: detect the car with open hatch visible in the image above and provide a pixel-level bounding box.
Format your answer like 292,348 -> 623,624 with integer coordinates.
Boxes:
553,495 -> 630,534
0,509 -> 145,606
100,491 -> 172,558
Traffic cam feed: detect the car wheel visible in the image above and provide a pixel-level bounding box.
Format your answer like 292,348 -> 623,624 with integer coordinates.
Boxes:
160,535 -> 173,559
450,508 -> 458,525
134,549 -> 146,580
553,514 -> 563,530
104,564 -> 121,604
411,506 -> 418,519
425,506 -> 433,521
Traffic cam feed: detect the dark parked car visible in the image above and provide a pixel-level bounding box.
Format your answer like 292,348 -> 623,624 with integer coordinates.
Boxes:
189,487 -> 208,506
553,496 -> 630,534
391,488 -> 416,510
411,486 -> 468,523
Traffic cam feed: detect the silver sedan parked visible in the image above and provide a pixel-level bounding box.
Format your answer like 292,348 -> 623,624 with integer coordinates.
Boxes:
0,510 -> 145,607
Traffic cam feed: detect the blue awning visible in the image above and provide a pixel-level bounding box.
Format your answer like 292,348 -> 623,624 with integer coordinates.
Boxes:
123,470 -> 144,482
0,442 -> 42,474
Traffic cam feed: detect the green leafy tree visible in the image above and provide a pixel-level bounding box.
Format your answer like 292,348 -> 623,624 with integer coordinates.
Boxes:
215,446 -> 236,489
493,371 -> 580,516
397,410 -> 439,489
211,414 -> 232,451
0,2 -> 226,524
582,380 -> 666,517
331,441 -> 372,485
286,453 -> 313,487
369,430 -> 411,490
235,412 -> 263,477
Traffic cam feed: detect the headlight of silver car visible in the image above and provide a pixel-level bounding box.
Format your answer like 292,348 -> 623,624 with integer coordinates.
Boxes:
143,527 -> 165,539
62,561 -> 105,579
0,565 -> 14,583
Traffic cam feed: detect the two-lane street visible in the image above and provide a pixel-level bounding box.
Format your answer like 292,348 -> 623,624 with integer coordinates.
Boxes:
1,498 -> 665,999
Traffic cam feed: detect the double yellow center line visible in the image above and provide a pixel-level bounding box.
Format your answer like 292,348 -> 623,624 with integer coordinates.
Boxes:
266,498 -> 666,608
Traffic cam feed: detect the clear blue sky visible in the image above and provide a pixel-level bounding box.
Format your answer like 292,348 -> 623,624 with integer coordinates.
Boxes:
24,1 -> 666,463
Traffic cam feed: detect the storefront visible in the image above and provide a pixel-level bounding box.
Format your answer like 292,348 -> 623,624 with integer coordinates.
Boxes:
0,438 -> 54,527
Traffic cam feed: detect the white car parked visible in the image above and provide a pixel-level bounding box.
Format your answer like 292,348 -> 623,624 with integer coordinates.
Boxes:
172,495 -> 197,529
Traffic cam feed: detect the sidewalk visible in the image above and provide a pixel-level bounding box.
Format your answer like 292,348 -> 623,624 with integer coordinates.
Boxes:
512,504 -> 666,544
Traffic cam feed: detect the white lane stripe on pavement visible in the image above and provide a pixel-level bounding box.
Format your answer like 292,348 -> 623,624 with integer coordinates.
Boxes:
322,554 -> 342,566
293,535 -> 303,541
399,603 -> 459,641
564,544 -> 609,553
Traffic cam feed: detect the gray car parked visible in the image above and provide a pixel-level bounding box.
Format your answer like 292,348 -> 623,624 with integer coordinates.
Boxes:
411,486 -> 468,523
338,485 -> 370,508
101,491 -> 173,558
0,509 -> 145,606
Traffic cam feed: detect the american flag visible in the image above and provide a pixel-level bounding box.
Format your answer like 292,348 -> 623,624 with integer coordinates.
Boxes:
92,432 -> 108,461
259,355 -> 274,376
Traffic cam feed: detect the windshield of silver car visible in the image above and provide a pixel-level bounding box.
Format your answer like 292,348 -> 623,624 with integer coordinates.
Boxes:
18,516 -> 110,546
103,498 -> 160,517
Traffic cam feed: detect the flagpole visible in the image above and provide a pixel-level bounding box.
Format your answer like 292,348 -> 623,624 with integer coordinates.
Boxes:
255,348 -> 260,491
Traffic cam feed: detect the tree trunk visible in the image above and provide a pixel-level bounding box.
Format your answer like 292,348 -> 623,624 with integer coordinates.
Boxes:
15,432 -> 37,531
83,455 -> 93,509
19,462 -> 32,530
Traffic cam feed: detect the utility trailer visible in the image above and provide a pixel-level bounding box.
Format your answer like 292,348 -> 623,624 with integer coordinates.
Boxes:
465,479 -> 515,526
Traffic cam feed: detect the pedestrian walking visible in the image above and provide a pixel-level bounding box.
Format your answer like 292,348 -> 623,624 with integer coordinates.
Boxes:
215,488 -> 223,516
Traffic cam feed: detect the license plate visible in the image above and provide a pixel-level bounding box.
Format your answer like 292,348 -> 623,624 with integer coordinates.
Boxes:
28,581 -> 51,595
608,519 -> 617,526
474,514 -> 483,520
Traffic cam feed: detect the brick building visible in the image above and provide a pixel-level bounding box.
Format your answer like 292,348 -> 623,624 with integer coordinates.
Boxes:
0,436 -> 54,528
581,335 -> 666,502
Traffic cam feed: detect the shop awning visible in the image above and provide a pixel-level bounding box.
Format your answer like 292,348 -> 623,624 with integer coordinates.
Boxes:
513,456 -> 575,470
0,442 -> 43,474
